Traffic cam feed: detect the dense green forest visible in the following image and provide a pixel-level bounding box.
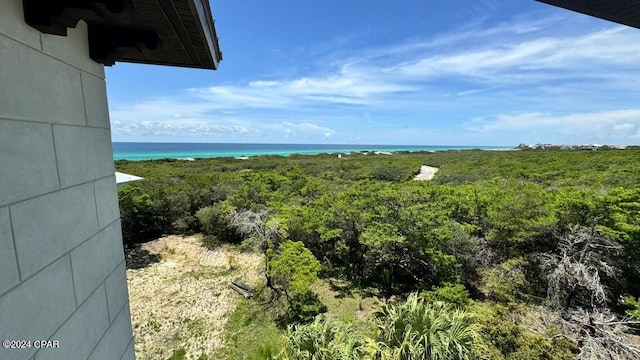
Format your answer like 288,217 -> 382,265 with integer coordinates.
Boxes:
116,148 -> 640,359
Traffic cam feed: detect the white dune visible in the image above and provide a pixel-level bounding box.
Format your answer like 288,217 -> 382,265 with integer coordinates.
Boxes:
414,166 -> 439,180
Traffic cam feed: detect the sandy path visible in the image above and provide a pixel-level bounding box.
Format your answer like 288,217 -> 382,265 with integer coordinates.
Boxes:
414,165 -> 439,180
127,235 -> 263,360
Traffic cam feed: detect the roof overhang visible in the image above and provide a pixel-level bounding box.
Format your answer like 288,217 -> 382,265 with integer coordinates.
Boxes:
115,172 -> 144,188
537,0 -> 640,29
23,0 -> 222,69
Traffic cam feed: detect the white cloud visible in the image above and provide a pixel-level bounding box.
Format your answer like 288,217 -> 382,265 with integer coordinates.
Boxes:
111,106 -> 338,142
463,109 -> 640,144
614,123 -> 635,132
387,27 -> 640,87
110,14 -> 640,144
186,66 -> 416,110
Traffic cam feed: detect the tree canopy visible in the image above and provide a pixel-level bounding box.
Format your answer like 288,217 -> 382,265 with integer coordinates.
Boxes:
116,148 -> 640,359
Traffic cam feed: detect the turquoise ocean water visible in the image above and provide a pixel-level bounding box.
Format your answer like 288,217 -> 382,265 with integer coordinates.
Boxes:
113,142 -> 509,161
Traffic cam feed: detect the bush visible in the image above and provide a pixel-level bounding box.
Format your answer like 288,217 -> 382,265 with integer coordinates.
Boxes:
277,316 -> 366,360
195,204 -> 239,243
118,184 -> 165,243
166,348 -> 186,360
269,240 -> 321,299
373,293 -> 476,360
471,304 -> 577,360
482,257 -> 530,303
172,214 -> 198,233
372,165 -> 406,182
421,282 -> 471,308
280,292 -> 327,325
623,296 -> 640,321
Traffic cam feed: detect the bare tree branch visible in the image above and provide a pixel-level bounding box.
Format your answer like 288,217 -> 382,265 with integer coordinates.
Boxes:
535,306 -> 640,360
539,225 -> 622,311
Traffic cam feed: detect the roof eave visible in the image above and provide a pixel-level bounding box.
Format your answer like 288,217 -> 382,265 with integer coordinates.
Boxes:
537,0 -> 640,30
193,0 -> 223,69
23,0 -> 222,70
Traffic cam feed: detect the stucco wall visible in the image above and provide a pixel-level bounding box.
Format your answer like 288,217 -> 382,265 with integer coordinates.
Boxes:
0,0 -> 135,359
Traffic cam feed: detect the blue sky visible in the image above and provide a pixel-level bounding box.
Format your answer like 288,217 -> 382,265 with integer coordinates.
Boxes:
106,0 -> 640,145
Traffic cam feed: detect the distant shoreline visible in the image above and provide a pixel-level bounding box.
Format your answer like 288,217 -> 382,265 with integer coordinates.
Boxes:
112,142 -> 510,161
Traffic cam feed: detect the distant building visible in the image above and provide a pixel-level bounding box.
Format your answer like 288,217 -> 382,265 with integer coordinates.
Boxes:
610,145 -> 628,150
581,144 -> 603,151
1,0 -> 221,359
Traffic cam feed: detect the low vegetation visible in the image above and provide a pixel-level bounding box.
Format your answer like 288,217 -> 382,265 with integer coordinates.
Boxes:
118,148 -> 640,359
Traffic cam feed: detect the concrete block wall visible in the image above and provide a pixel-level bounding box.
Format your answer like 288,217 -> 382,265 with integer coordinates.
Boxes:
0,0 -> 135,358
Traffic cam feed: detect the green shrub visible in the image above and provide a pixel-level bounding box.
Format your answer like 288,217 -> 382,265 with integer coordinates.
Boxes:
118,184 -> 165,243
373,293 -> 476,360
166,348 -> 186,360
471,304 -> 577,360
372,165 -> 406,182
280,292 -> 327,325
421,282 -> 471,308
277,316 -> 366,360
482,257 -> 530,302
195,204 -> 238,242
269,240 -> 321,298
172,214 -> 198,233
623,296 -> 640,321
196,205 -> 222,235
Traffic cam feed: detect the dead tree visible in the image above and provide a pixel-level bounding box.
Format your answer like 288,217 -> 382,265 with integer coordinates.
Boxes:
540,225 -> 622,312
536,225 -> 640,359
227,209 -> 284,299
544,308 -> 640,360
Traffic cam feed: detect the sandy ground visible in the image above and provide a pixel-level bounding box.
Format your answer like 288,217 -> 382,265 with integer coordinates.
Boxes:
414,165 -> 439,180
126,235 -> 263,360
